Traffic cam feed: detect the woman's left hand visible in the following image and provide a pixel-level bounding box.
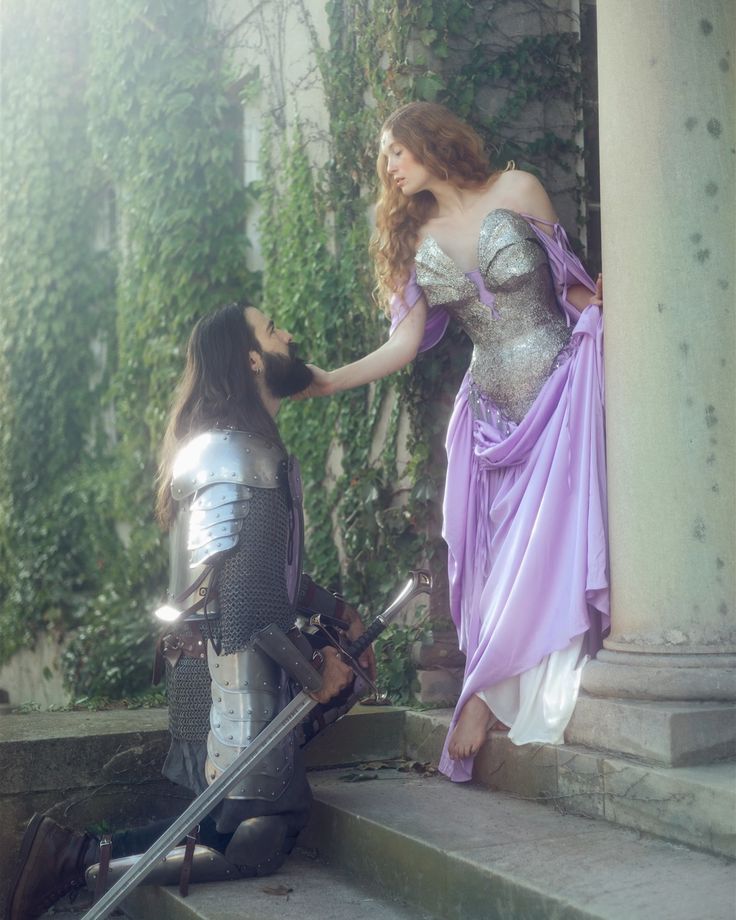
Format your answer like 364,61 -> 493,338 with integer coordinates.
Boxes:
589,273 -> 603,308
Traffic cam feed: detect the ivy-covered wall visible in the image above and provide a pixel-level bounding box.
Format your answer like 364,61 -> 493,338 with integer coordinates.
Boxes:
0,0 -> 589,703
0,0 -> 117,668
0,0 -> 257,699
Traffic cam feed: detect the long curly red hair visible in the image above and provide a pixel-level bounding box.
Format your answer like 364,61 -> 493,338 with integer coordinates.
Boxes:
371,102 -> 497,311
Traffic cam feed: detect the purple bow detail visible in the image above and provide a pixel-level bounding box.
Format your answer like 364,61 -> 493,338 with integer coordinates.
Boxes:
465,269 -> 500,319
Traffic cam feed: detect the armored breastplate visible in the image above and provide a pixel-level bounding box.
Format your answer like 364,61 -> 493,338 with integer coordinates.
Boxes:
415,209 -> 571,421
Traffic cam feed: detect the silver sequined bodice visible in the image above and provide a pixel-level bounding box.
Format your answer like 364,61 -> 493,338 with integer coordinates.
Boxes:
415,208 -> 571,421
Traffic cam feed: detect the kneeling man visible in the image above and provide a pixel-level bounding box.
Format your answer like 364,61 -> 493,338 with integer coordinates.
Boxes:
7,302 -> 373,919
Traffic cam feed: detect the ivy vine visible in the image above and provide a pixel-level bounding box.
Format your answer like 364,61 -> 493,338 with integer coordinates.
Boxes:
0,0 -> 117,662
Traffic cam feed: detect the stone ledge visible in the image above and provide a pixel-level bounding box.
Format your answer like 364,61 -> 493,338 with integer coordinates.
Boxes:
402,708 -> 736,859
566,693 -> 736,766
0,709 -> 183,919
0,709 -> 172,794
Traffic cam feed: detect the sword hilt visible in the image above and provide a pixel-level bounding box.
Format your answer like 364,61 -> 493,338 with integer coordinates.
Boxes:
345,569 -> 432,660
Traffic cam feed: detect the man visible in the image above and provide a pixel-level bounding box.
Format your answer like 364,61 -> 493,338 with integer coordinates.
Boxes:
7,302 -> 373,919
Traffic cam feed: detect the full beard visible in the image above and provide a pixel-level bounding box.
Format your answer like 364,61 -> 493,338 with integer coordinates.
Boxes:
262,344 -> 314,398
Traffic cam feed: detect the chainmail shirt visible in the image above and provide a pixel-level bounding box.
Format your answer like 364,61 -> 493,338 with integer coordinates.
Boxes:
217,485 -> 294,654
166,484 -> 294,744
166,621 -> 211,744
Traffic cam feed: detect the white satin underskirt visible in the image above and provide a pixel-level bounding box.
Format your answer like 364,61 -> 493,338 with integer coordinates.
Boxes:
476,635 -> 586,746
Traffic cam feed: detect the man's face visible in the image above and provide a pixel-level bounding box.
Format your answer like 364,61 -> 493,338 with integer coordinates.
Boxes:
244,307 -> 313,398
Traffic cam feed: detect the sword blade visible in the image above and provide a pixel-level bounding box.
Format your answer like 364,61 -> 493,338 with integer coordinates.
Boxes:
82,691 -> 318,920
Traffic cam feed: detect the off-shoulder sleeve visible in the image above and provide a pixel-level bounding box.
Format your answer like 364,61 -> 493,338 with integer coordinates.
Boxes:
388,268 -> 450,353
523,216 -> 596,326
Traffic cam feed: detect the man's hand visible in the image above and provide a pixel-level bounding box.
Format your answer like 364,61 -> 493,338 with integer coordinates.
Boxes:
309,646 -> 354,704
339,603 -> 377,682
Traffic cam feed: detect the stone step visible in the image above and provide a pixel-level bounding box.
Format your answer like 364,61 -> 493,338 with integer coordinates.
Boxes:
119,848 -> 434,920
0,707 -> 736,920
403,708 -> 736,859
301,766 -> 736,920
305,704 -> 406,768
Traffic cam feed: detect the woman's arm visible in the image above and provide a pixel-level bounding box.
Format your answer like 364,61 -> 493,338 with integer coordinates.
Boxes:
300,295 -> 428,397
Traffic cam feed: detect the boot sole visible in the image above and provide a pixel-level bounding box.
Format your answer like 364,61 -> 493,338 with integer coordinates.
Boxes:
5,813 -> 44,920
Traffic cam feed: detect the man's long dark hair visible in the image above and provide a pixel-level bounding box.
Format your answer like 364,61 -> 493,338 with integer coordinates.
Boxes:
155,302 -> 283,528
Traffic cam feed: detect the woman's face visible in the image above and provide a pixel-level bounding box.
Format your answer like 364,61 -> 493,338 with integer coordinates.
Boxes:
381,130 -> 434,196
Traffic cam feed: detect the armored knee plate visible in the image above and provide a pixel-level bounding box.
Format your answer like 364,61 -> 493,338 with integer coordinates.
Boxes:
223,815 -> 295,877
206,642 -> 294,800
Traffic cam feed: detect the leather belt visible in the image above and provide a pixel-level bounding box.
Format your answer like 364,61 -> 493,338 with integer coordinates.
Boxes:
152,623 -> 207,684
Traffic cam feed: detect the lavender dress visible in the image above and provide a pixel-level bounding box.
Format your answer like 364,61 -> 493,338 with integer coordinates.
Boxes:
389,209 -> 609,782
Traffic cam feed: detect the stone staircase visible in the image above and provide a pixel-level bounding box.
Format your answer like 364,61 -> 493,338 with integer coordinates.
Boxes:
2,706 -> 734,919
123,707 -> 734,920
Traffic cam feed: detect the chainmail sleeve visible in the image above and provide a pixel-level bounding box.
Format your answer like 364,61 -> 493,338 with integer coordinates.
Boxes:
217,485 -> 296,655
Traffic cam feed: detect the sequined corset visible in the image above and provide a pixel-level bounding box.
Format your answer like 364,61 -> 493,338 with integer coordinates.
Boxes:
415,208 -> 571,422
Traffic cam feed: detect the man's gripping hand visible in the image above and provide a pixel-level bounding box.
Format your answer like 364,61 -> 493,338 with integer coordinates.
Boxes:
309,646 -> 354,704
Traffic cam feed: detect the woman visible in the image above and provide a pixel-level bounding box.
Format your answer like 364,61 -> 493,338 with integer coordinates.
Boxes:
304,101 -> 609,782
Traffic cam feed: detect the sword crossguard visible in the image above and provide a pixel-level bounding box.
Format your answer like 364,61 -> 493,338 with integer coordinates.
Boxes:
308,620 -> 379,695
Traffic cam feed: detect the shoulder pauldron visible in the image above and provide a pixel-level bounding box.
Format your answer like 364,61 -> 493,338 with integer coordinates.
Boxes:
171,429 -> 287,569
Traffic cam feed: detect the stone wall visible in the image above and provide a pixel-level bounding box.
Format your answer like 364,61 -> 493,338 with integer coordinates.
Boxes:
0,633 -> 70,710
0,709 -> 188,916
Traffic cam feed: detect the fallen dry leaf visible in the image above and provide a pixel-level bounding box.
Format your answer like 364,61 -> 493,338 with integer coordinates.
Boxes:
261,885 -> 293,897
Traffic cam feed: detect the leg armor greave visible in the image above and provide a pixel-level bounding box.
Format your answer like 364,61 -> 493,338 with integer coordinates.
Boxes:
84,810 -> 308,893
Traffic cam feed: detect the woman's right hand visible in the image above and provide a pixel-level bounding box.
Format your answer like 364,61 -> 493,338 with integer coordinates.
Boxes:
293,296 -> 427,400
293,364 -> 335,400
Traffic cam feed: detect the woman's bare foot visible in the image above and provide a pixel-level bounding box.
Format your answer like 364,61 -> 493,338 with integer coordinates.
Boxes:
447,695 -> 493,760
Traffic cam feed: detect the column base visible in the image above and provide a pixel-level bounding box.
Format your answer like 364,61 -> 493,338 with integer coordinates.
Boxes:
566,693 -> 736,766
582,650 -> 736,701
572,650 -> 736,765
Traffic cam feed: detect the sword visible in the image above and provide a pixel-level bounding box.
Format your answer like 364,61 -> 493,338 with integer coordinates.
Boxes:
82,569 -> 432,919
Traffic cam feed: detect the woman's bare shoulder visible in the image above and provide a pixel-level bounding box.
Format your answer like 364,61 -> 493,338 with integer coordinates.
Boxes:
496,168 -> 558,226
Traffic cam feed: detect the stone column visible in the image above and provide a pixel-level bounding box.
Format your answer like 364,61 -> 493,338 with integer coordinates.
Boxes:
570,0 -> 736,766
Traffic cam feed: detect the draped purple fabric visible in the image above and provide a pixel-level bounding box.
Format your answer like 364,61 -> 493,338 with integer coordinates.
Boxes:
388,216 -> 609,783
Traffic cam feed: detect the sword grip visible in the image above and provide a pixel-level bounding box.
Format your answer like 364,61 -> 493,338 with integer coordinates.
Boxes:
344,570 -> 432,662
345,618 -> 384,661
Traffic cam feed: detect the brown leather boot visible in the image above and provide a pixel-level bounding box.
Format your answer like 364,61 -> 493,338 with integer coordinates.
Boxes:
5,814 -> 98,920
